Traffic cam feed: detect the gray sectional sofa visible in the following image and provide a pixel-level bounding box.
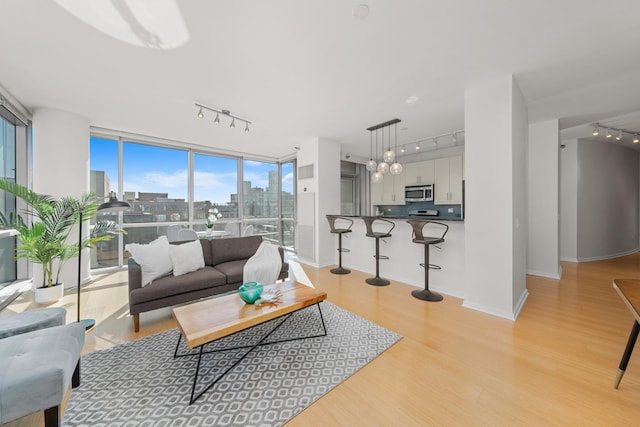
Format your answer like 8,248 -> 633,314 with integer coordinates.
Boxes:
128,235 -> 288,331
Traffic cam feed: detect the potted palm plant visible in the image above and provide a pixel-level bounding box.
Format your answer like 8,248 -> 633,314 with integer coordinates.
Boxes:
0,179 -> 124,303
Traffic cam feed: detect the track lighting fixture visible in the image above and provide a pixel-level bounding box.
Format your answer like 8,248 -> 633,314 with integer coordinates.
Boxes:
397,129 -> 464,154
593,123 -> 640,145
195,103 -> 251,132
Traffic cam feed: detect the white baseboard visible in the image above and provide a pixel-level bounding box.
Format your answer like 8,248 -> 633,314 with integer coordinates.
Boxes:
526,269 -> 561,280
577,248 -> 639,263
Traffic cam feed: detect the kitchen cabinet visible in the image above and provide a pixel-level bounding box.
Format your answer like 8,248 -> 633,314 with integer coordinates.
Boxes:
404,160 -> 434,186
434,155 -> 463,204
371,170 -> 405,205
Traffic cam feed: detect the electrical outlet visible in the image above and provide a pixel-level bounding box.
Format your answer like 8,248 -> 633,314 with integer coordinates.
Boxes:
448,208 -> 454,213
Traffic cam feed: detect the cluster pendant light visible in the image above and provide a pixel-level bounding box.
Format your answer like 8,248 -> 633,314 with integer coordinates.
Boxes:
366,118 -> 402,183
195,103 -> 251,132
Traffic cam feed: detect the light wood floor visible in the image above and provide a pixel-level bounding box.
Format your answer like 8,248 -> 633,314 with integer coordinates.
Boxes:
5,253 -> 640,426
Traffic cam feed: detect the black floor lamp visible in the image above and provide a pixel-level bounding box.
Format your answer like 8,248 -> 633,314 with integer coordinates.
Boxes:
77,191 -> 130,330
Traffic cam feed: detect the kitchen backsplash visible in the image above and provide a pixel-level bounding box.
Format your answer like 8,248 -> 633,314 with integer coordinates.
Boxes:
376,201 -> 463,219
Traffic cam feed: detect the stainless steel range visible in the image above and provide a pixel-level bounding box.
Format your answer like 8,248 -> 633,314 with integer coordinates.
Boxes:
408,209 -> 439,217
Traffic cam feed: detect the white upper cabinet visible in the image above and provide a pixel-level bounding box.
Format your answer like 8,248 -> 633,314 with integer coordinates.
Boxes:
434,155 -> 463,204
404,160 -> 434,186
371,170 -> 405,205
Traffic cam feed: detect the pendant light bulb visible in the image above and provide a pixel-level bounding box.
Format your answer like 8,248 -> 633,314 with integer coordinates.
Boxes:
383,149 -> 395,163
377,161 -> 389,174
197,107 -> 204,119
371,171 -> 383,183
214,112 -> 220,124
390,162 -> 403,175
366,159 -> 377,172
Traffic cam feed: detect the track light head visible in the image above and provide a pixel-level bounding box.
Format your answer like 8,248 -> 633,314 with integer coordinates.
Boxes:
634,135 -> 640,144
606,128 -> 613,138
214,112 -> 220,124
452,132 -> 457,143
230,118 -> 235,128
400,145 -> 405,153
415,142 -> 420,150
616,130 -> 623,141
197,107 -> 204,119
244,122 -> 250,132
592,126 -> 599,136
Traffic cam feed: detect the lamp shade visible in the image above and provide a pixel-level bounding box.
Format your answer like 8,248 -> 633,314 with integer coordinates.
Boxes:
98,191 -> 131,212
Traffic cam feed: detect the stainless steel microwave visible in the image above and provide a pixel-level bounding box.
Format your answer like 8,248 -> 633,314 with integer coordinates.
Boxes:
405,185 -> 433,202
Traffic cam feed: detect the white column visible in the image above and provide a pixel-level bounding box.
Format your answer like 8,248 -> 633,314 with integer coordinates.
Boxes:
32,108 -> 90,289
463,75 -> 529,320
528,119 -> 561,278
296,137 -> 341,267
560,139 -> 578,262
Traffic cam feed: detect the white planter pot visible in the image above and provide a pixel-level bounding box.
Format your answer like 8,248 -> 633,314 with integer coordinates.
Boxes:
34,284 -> 64,304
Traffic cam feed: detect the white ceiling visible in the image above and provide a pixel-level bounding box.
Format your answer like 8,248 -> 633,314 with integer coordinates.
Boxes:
2,0 -> 640,161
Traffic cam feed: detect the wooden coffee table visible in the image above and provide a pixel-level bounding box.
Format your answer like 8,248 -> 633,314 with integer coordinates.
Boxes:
172,281 -> 328,404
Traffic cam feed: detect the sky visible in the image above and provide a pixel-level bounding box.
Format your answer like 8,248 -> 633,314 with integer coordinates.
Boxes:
90,137 -> 294,204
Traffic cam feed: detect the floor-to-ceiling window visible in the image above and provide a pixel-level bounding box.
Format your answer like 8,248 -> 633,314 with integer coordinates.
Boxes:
281,160 -> 295,250
89,132 -> 296,269
0,111 -> 17,285
193,153 -> 239,234
242,160 -> 280,243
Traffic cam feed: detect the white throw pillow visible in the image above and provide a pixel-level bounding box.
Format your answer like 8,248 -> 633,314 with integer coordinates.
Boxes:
125,236 -> 173,286
170,240 -> 205,276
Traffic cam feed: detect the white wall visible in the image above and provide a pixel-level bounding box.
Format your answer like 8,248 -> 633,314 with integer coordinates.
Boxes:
528,119 -> 561,278
463,74 -> 528,320
560,139 -> 578,261
576,139 -> 639,260
511,82 -> 528,312
32,108 -> 90,288
295,137 -> 341,267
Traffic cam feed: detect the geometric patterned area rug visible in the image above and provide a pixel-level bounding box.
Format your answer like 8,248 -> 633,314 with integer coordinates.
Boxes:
64,301 -> 402,427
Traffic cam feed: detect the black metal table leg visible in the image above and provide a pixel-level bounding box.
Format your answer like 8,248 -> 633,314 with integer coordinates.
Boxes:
614,320 -> 640,389
177,303 -> 328,404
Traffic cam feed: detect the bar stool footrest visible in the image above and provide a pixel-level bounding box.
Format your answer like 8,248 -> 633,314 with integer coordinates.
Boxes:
375,255 -> 389,260
419,263 -> 442,270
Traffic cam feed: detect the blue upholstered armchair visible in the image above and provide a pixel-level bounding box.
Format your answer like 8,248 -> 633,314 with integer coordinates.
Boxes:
0,307 -> 85,427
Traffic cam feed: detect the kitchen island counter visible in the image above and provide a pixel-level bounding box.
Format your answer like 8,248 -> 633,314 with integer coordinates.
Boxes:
326,215 -> 465,298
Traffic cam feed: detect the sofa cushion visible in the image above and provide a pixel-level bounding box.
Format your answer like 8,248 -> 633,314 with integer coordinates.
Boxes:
214,260 -> 247,284
210,235 -> 262,266
170,240 -> 205,276
129,266 -> 227,306
125,236 -> 173,286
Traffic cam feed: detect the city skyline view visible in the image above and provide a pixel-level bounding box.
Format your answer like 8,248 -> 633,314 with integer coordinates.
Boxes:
90,137 -> 294,205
